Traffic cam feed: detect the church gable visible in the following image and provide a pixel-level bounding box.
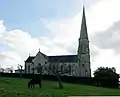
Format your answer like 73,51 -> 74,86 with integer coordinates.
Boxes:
25,56 -> 35,63
32,51 -> 48,63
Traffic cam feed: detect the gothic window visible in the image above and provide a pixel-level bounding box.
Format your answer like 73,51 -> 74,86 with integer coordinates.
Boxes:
82,64 -> 84,67
72,64 -> 75,75
61,65 -> 63,72
48,64 -> 51,75
45,61 -> 47,64
37,66 -> 40,73
28,65 -> 30,73
38,63 -> 41,66
37,63 -> 42,73
69,65 -> 71,75
53,65 -> 55,73
44,66 -> 47,71
85,70 -> 88,76
80,44 -> 82,53
56,63 -> 58,71
64,64 -> 67,71
84,44 -> 86,53
48,64 -> 50,70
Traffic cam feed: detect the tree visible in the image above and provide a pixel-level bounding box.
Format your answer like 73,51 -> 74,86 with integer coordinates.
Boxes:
18,64 -> 23,77
93,67 -> 119,88
0,68 -> 5,73
47,63 -> 74,89
5,67 -> 13,73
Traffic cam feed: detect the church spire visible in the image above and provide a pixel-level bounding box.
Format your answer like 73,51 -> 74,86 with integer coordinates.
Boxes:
80,6 -> 88,40
77,5 -> 91,77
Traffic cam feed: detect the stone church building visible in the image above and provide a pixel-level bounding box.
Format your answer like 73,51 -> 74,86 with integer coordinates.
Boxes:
24,7 -> 91,77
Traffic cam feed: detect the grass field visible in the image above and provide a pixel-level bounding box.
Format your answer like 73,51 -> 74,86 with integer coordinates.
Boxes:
0,77 -> 120,97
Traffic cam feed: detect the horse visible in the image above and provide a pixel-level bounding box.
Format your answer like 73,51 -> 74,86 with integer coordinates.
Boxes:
28,78 -> 42,88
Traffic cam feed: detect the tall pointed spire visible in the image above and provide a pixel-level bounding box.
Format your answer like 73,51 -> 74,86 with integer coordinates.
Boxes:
80,6 -> 88,40
77,5 -> 91,77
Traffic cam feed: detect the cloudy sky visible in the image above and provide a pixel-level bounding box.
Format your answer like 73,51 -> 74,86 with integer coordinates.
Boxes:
0,0 -> 120,76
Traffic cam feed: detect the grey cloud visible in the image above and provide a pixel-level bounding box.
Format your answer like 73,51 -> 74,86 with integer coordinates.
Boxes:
90,44 -> 100,61
91,20 -> 120,54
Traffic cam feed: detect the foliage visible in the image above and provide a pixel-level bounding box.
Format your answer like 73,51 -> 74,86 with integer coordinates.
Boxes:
93,67 -> 119,88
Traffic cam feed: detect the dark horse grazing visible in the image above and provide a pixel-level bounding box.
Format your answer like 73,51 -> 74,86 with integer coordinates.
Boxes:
28,77 -> 42,88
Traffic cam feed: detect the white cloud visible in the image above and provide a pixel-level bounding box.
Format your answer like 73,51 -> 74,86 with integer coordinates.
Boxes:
0,51 -> 21,68
0,20 -> 6,42
3,30 -> 40,56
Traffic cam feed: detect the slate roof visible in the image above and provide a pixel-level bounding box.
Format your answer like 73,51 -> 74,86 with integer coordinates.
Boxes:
40,52 -> 48,59
48,55 -> 77,63
25,56 -> 35,63
25,54 -> 77,63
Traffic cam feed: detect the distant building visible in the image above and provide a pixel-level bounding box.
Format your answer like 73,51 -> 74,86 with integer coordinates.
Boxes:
24,7 -> 91,77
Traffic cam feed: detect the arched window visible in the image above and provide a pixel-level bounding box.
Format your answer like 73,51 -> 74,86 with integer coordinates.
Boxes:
53,65 -> 55,73
69,65 -> 71,75
45,61 -> 47,64
28,65 -> 30,73
48,64 -> 51,75
80,44 -> 82,52
61,65 -> 63,72
82,64 -> 84,67
85,70 -> 88,76
37,63 -> 42,73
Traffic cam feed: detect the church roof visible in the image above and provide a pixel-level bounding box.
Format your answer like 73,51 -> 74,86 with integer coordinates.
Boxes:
25,55 -> 77,63
40,52 -> 48,59
25,56 -> 35,63
48,55 -> 77,63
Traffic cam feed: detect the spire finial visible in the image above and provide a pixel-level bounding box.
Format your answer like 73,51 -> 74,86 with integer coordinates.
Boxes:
83,0 -> 85,7
39,48 -> 40,51
82,0 -> 85,11
29,53 -> 30,56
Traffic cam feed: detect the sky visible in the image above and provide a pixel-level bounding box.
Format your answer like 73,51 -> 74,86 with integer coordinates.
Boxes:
0,0 -> 120,76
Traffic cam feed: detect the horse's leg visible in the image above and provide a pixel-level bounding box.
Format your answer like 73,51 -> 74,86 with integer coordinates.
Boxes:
28,83 -> 30,88
39,82 -> 42,88
31,84 -> 33,88
33,84 -> 35,88
39,84 -> 41,88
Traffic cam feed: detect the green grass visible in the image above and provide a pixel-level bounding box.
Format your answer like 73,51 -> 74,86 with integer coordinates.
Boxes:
0,77 -> 120,97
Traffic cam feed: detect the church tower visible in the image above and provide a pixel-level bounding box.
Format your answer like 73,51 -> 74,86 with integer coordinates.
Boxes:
77,6 -> 91,77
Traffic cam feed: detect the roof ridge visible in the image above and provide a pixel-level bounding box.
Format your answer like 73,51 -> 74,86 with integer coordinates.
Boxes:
48,55 -> 77,57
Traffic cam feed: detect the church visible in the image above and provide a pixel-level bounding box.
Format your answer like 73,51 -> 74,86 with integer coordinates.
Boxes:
24,7 -> 91,77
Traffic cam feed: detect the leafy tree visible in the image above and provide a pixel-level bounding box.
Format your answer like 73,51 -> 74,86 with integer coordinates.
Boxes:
93,67 -> 119,88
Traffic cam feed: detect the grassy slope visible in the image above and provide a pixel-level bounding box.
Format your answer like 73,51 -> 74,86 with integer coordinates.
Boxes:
0,77 -> 120,97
